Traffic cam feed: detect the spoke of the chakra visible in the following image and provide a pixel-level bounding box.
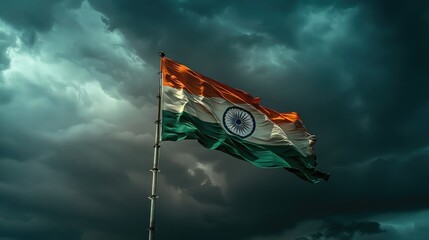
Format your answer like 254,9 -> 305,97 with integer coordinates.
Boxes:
239,111 -> 245,121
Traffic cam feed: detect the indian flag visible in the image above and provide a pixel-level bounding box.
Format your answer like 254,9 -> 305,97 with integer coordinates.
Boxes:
161,57 -> 329,183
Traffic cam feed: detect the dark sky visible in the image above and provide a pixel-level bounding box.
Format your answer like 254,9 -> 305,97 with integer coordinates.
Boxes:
0,0 -> 428,239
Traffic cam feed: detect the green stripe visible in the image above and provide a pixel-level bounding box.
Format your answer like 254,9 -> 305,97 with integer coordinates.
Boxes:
162,110 -> 329,183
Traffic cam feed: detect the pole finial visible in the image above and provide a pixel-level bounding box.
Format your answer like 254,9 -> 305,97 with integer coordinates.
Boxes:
158,51 -> 165,58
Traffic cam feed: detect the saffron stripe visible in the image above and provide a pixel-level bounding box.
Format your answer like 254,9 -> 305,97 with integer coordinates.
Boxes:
162,57 -> 300,124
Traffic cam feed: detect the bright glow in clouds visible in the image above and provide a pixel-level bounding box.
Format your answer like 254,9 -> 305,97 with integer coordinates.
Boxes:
377,210 -> 429,239
300,6 -> 359,43
174,152 -> 226,189
1,1 -> 154,135
0,3 -> 160,237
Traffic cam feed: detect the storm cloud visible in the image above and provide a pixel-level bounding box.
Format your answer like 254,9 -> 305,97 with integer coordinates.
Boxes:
295,221 -> 384,240
0,0 -> 428,240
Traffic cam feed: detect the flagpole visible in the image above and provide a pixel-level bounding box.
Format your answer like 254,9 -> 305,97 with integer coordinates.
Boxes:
148,51 -> 165,240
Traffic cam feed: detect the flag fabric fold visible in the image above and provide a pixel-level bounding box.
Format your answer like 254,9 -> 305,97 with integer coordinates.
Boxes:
161,57 -> 329,183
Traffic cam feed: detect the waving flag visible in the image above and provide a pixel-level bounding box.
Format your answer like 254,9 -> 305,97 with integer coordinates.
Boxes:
161,57 -> 329,183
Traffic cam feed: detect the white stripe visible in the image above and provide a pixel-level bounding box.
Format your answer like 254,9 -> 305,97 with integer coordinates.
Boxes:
163,86 -> 313,155
277,121 -> 315,157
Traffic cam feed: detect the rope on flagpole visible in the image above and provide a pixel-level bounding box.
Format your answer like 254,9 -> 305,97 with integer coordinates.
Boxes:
148,50 -> 165,240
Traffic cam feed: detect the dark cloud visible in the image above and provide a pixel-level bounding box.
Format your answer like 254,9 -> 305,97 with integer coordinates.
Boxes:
296,221 -> 384,240
86,0 -> 429,238
0,2 -> 154,239
0,0 -> 428,240
161,154 -> 225,205
0,0 -> 84,31
87,0 -> 429,166
20,30 -> 38,47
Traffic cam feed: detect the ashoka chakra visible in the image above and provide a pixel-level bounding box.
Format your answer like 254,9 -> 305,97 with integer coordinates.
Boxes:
222,106 -> 256,138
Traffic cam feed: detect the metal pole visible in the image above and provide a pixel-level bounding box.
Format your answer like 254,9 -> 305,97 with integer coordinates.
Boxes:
148,51 -> 165,240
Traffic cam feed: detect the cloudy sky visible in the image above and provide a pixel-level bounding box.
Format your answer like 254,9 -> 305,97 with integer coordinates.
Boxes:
0,0 -> 428,239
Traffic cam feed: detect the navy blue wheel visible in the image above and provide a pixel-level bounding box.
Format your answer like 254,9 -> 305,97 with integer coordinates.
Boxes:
222,106 -> 256,138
